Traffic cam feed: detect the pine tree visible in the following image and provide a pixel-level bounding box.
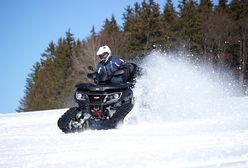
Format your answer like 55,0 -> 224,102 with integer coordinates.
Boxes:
102,15 -> 120,34
123,3 -> 144,56
178,0 -> 203,54
19,31 -> 76,111
160,0 -> 178,50
231,0 -> 248,85
123,0 -> 161,56
140,0 -> 161,50
198,0 -> 214,56
199,0 -> 213,15
230,0 -> 241,20
17,62 -> 42,112
218,0 -> 228,10
204,0 -> 238,68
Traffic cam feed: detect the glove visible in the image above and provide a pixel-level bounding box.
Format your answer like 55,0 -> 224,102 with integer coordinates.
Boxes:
87,73 -> 96,79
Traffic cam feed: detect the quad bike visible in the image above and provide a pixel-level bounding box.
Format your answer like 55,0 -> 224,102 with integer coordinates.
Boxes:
57,63 -> 140,133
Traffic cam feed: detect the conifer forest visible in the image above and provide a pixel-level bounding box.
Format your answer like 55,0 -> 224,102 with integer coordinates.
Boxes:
18,0 -> 248,112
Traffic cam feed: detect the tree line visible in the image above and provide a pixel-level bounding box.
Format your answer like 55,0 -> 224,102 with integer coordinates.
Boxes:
18,0 -> 248,112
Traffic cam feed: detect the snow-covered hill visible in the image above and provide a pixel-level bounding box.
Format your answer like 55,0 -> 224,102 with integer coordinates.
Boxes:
1,52 -> 248,168
1,106 -> 248,168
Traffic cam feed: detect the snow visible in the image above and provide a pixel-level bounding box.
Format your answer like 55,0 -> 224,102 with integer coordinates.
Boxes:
1,109 -> 248,168
1,52 -> 248,168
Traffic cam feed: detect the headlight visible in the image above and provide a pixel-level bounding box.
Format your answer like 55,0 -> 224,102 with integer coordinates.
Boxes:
75,92 -> 88,101
103,92 -> 122,103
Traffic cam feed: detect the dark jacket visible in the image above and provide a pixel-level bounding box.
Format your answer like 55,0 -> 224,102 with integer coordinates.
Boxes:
96,55 -> 125,83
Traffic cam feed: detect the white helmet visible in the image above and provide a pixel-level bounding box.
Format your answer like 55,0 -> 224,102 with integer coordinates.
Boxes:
97,45 -> 111,56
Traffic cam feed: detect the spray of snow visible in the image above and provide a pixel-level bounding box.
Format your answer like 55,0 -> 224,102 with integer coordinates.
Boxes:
127,51 -> 243,123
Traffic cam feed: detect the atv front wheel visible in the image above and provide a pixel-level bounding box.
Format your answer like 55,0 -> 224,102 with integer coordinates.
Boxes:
57,107 -> 89,133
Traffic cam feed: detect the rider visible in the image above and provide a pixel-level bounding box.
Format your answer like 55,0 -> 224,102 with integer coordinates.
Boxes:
96,45 -> 127,84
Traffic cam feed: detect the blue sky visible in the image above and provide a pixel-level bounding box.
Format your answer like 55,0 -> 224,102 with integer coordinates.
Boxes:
0,0 -> 220,113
